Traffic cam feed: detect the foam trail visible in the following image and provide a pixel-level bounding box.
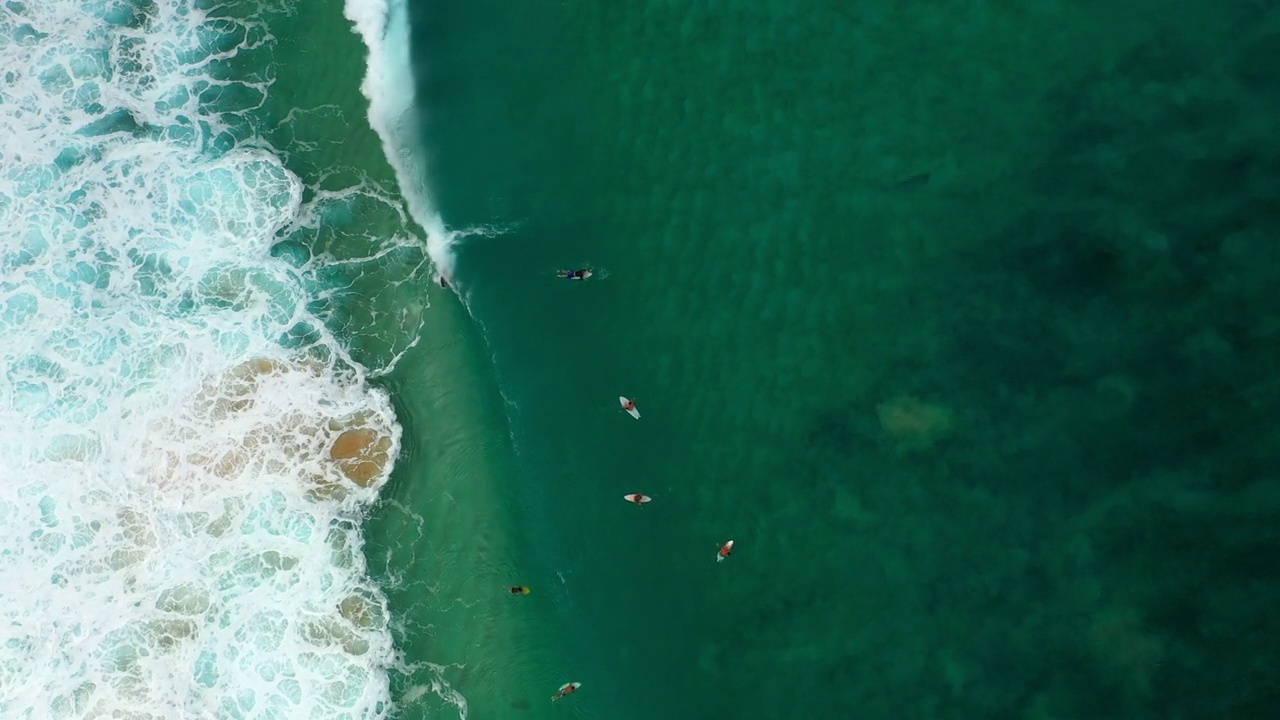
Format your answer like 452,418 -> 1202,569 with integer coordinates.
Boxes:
0,1 -> 399,717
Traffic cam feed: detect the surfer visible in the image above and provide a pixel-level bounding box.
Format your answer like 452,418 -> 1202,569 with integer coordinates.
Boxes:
508,585 -> 531,595
556,269 -> 591,280
439,275 -> 449,289
717,540 -> 734,563
551,682 -> 580,702
620,396 -> 640,419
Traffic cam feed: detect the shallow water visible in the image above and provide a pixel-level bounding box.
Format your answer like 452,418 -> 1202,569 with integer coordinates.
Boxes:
398,0 -> 1280,717
0,0 -> 421,716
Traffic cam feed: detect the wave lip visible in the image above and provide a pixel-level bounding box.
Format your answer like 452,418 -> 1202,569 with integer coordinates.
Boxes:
344,0 -> 456,280
345,0 -> 521,307
0,1 -> 399,717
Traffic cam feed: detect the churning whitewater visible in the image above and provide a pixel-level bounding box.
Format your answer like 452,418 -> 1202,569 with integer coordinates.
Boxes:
0,1 -> 402,717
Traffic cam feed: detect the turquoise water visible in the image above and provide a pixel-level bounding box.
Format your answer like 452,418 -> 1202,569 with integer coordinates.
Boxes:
1,1 -> 411,716
386,0 -> 1280,718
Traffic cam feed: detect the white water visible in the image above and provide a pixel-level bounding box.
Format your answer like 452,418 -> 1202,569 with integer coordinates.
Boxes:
0,1 -> 399,718
344,0 -> 455,282
344,0 -> 511,309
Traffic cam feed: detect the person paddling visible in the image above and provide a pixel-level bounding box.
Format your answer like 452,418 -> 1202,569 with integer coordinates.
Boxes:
620,396 -> 641,419
556,269 -> 591,280
507,585 -> 530,595
551,682 -> 580,702
717,540 -> 734,563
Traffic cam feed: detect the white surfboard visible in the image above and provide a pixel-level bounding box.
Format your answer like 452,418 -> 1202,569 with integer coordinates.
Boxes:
552,682 -> 581,701
624,493 -> 652,505
619,396 -> 639,419
717,540 -> 734,563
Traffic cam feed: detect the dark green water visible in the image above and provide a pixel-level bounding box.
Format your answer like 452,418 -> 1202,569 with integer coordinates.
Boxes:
394,0 -> 1280,718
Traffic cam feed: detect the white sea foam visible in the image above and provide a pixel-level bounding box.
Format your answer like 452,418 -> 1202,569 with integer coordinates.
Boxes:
344,0 -> 455,281
0,1 -> 398,718
340,2 -> 473,717
345,0 -> 513,313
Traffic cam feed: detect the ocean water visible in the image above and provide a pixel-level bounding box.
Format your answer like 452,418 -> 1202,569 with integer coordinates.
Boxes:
0,0 -> 423,717
8,0 -> 1280,718
395,0 -> 1280,718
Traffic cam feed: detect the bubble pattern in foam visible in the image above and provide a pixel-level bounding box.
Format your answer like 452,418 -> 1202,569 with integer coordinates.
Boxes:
0,1 -> 398,718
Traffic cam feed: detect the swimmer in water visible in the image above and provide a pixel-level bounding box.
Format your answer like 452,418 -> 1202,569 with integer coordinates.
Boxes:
717,540 -> 734,563
551,682 -> 580,702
